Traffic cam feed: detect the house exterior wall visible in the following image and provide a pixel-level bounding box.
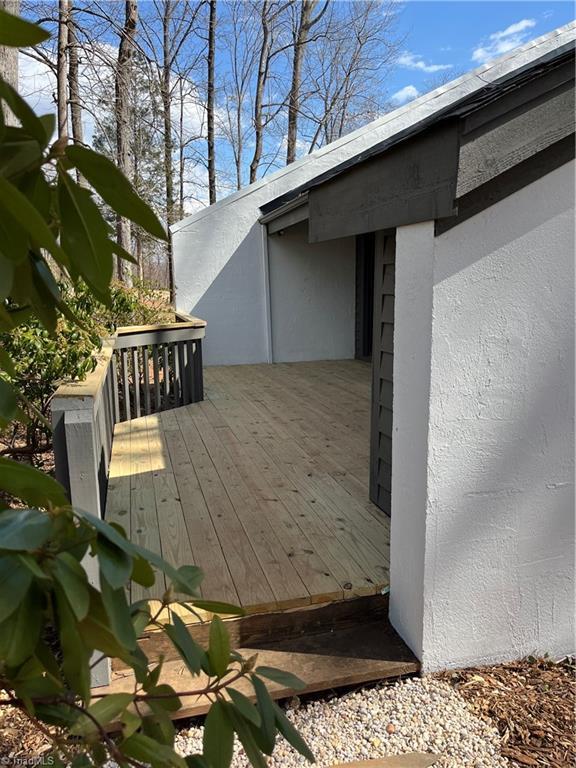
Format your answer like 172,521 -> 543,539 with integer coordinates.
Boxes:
171,26 -> 572,366
390,161 -> 575,671
267,222 -> 355,362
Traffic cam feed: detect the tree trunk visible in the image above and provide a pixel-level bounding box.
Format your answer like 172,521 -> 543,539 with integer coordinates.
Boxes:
0,0 -> 19,126
115,0 -> 138,285
249,0 -> 270,184
57,0 -> 69,140
162,1 -> 175,301
67,7 -> 85,185
286,0 -> 327,165
206,0 -> 217,204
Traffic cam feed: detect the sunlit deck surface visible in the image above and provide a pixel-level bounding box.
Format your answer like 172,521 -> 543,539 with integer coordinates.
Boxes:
105,360 -> 390,613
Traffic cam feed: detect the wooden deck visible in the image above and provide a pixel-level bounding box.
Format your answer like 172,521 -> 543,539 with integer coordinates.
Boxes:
105,360 -> 390,613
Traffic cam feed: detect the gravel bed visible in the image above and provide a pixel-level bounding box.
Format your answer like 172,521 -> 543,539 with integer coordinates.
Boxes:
175,677 -> 509,767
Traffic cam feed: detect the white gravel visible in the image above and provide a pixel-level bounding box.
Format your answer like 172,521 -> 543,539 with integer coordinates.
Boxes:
175,677 -> 509,767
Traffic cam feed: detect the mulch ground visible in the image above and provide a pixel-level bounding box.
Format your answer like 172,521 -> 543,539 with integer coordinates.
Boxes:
440,656 -> 575,767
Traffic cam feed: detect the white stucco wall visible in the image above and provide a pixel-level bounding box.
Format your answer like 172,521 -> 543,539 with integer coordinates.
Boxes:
390,161 -> 575,671
267,222 -> 355,362
172,26 -> 573,366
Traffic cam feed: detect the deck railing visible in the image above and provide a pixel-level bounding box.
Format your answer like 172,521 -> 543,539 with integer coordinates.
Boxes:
52,312 -> 206,521
51,312 -> 206,686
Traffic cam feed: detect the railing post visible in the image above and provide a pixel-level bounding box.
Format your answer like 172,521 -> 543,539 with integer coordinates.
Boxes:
51,402 -> 112,687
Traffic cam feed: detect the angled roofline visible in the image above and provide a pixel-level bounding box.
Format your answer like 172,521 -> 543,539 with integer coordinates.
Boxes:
171,21 -> 575,235
261,41 -> 575,216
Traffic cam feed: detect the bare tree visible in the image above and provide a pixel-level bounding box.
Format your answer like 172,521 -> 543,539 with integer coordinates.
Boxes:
67,6 -> 83,148
115,0 -> 138,284
303,1 -> 399,151
0,0 -> 19,125
57,0 -> 69,139
206,0 -> 217,203
285,0 -> 328,164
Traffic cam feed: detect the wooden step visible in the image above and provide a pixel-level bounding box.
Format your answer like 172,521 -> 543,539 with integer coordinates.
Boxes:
103,604 -> 419,722
115,593 -> 391,671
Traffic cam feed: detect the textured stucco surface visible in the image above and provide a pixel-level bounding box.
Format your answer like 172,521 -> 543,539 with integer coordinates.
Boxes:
172,25 -> 574,365
268,222 -> 355,362
390,161 -> 575,671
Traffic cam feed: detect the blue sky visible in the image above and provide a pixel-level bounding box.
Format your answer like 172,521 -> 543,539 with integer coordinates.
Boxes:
387,1 -> 575,105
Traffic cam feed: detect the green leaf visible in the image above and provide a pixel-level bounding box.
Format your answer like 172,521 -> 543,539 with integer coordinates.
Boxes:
131,555 -> 155,587
0,175 -> 68,265
203,700 -> 234,768
0,80 -> 53,148
165,612 -> 206,675
78,587 -> 131,663
226,705 -> 268,768
227,687 -> 261,727
52,551 -> 90,621
0,554 -> 33,622
255,666 -> 306,691
0,457 -> 68,507
0,507 -> 52,551
96,534 -> 132,589
190,600 -> 242,616
0,377 -> 19,427
142,703 -> 175,745
172,564 -> 203,596
147,683 -> 181,713
0,9 -> 50,47
58,173 -> 114,296
121,709 -> 141,739
0,349 -> 15,377
208,615 -> 230,679
54,584 -> 91,703
0,583 -> 43,666
131,603 -> 151,637
273,701 -> 315,762
65,145 -> 167,240
251,675 -> 276,755
100,574 -> 138,650
121,733 -> 187,768
71,693 -> 133,736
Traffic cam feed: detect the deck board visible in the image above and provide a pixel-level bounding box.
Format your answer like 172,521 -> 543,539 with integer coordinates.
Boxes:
105,360 -> 390,613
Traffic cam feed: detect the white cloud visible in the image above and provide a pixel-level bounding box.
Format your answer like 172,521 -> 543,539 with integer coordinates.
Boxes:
398,51 -> 452,74
472,18 -> 537,65
390,85 -> 420,106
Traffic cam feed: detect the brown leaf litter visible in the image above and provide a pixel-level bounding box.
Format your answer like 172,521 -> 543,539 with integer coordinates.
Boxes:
440,656 -> 575,767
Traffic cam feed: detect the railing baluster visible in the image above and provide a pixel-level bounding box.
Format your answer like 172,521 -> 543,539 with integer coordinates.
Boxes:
132,347 -> 141,418
186,340 -> 194,403
111,351 -> 120,423
194,339 -> 203,401
121,349 -> 131,421
171,342 -> 180,406
162,344 -> 170,408
152,346 -> 160,411
142,347 -> 151,415
178,341 -> 187,405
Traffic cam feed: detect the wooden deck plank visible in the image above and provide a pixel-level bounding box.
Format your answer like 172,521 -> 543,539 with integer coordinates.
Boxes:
128,417 -> 165,600
185,402 -> 311,608
174,406 -> 277,611
105,361 -> 390,614
159,413 -> 239,604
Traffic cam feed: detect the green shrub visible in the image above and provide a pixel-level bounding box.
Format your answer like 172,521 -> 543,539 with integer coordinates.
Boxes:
0,281 -> 171,463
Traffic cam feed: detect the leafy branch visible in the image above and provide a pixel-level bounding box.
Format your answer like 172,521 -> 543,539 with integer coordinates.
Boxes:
0,8 -> 313,768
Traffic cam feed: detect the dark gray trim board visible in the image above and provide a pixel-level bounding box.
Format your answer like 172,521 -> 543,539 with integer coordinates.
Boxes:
436,134 -> 575,235
308,121 -> 460,242
260,44 -> 575,218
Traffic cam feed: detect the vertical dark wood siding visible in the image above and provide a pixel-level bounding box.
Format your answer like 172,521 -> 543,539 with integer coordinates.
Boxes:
369,233 -> 396,515
355,233 -> 375,361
